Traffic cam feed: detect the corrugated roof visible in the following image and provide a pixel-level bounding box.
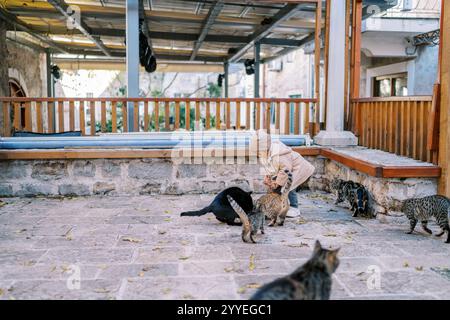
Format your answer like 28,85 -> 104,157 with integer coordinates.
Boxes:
2,0 -> 321,63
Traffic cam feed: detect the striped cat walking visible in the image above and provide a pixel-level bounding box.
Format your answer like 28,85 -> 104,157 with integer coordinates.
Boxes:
402,195 -> 450,243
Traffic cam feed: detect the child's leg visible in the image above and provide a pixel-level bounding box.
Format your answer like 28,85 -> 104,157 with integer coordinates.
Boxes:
288,190 -> 298,208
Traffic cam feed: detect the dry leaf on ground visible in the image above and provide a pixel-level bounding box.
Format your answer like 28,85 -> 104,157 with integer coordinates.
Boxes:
324,233 -> 337,237
94,288 -> 110,293
122,237 -> 142,243
287,242 -> 309,248
64,228 -> 73,241
249,254 -> 256,271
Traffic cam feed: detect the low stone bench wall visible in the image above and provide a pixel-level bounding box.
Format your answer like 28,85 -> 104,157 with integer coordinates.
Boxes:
0,158 -> 267,197
0,155 -> 438,216
308,158 -> 438,216
1,157 -> 326,197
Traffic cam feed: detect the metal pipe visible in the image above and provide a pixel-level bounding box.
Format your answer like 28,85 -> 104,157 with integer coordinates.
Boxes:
46,49 -> 56,130
254,41 -> 260,98
0,134 -> 307,149
224,61 -> 229,98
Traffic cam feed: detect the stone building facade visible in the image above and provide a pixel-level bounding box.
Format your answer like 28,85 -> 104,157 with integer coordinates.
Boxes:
6,41 -> 47,97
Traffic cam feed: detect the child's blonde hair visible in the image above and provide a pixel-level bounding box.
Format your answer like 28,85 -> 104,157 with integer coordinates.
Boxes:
256,129 -> 271,156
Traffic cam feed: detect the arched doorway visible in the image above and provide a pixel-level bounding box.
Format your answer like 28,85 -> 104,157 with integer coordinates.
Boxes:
9,78 -> 27,129
9,78 -> 26,97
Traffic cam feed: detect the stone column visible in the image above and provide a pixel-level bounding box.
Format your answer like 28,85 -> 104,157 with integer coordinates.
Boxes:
314,0 -> 357,146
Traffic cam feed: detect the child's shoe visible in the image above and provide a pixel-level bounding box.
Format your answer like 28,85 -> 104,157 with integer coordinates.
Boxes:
286,207 -> 301,218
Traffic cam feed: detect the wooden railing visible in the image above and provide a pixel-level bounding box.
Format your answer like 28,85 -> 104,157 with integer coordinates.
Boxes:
349,96 -> 434,163
0,97 -> 318,137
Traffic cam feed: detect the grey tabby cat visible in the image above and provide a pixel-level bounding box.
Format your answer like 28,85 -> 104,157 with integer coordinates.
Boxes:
226,170 -> 293,243
332,179 -> 373,218
332,179 -> 364,205
250,240 -> 340,300
402,195 -> 450,243
227,195 -> 264,243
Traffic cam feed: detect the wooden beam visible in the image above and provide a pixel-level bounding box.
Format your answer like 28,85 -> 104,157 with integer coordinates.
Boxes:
382,166 -> 442,179
324,0 -> 331,130
350,0 -> 362,99
314,0 -> 322,133
438,0 -> 450,196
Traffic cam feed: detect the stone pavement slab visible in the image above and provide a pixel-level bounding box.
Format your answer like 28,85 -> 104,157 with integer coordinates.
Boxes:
0,191 -> 449,300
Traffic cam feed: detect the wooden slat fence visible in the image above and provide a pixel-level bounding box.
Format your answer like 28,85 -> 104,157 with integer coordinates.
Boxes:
349,96 -> 434,163
0,98 -> 318,137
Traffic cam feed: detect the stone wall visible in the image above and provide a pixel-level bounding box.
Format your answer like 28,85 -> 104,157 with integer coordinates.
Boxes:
6,41 -> 47,97
0,21 -> 9,134
0,156 -> 437,216
0,157 -> 319,198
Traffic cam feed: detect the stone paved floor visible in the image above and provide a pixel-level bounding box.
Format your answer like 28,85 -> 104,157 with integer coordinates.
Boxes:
1,191 -> 450,300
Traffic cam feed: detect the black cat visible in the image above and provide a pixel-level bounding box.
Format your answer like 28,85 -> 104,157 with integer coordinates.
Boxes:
180,187 -> 253,225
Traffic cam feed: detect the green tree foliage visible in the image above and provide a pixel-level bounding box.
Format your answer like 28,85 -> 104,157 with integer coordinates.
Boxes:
207,82 -> 222,98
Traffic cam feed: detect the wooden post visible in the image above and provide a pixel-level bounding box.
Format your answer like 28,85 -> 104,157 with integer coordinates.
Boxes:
350,0 -> 362,100
349,0 -> 362,137
324,0 -> 331,130
314,0 -> 322,134
438,0 -> 450,196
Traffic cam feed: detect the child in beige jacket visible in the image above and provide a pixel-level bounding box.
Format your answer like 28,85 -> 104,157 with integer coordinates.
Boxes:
257,130 -> 315,217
